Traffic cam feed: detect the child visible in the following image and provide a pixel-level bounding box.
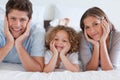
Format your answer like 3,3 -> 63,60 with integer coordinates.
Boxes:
43,25 -> 81,72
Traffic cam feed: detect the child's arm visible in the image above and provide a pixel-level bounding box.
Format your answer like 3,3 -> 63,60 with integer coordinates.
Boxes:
43,53 -> 58,72
43,41 -> 58,72
60,53 -> 80,72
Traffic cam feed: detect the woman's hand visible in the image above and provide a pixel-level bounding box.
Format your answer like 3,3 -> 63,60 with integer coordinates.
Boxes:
100,19 -> 110,42
84,29 -> 99,46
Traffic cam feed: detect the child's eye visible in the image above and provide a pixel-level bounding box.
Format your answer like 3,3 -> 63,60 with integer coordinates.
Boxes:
63,40 -> 67,42
54,38 -> 58,41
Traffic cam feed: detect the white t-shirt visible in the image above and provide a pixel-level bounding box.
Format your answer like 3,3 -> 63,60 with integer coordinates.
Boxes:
45,50 -> 80,71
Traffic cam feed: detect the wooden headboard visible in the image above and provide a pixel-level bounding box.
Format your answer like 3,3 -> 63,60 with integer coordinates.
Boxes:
44,20 -> 51,31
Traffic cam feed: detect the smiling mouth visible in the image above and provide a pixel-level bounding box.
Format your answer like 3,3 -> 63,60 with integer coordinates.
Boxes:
12,27 -> 22,32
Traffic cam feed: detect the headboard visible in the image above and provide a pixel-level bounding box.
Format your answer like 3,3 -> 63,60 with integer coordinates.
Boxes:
44,20 -> 51,31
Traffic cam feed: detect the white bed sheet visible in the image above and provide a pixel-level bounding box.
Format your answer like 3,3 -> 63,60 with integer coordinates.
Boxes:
0,63 -> 120,80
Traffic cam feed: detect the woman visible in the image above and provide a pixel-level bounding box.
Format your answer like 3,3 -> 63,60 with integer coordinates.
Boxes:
79,7 -> 120,71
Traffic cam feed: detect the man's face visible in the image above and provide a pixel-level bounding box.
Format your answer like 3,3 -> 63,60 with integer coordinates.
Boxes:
7,9 -> 29,39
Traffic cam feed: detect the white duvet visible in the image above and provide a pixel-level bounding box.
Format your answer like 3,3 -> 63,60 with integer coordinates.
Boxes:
0,63 -> 120,80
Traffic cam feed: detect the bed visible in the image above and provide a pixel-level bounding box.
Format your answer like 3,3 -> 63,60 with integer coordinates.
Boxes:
0,63 -> 120,80
0,1 -> 120,80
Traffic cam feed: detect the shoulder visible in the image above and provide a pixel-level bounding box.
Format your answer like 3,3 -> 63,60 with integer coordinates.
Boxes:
111,30 -> 120,45
29,23 -> 45,38
112,30 -> 120,37
45,50 -> 52,57
68,52 -> 79,58
30,23 -> 45,35
0,20 -> 4,32
112,31 -> 120,41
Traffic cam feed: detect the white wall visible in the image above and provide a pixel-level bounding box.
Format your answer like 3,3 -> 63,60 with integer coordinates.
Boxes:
32,0 -> 120,30
0,0 -> 120,30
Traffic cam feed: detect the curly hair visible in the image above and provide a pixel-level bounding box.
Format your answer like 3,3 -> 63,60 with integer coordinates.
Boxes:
45,25 -> 80,53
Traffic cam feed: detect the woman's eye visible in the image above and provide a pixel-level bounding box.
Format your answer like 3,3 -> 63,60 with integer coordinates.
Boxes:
94,23 -> 98,26
85,26 -> 89,29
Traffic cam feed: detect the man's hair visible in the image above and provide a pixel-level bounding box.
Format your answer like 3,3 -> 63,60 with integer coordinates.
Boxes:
6,0 -> 33,19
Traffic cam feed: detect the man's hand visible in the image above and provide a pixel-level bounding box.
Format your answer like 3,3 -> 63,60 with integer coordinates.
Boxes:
15,20 -> 31,46
4,16 -> 14,46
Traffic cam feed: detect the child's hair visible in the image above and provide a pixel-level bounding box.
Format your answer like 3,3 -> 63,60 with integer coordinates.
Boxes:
45,25 -> 80,53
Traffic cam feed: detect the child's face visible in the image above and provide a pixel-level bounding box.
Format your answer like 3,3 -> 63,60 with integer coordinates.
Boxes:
53,30 -> 70,53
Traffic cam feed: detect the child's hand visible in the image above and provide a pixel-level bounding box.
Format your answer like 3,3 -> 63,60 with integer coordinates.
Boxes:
60,42 -> 71,56
50,40 -> 58,55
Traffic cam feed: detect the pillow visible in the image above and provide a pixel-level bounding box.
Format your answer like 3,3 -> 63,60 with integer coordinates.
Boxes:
0,0 -> 45,30
50,5 -> 88,31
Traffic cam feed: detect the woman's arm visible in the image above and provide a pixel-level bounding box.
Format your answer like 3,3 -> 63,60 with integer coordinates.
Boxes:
100,40 -> 113,70
99,20 -> 113,70
84,30 -> 100,70
86,43 -> 99,70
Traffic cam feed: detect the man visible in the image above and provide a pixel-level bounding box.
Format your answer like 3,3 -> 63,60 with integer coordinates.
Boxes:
0,0 -> 45,72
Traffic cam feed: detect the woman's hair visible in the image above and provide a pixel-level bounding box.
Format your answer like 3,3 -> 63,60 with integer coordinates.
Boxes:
45,25 -> 80,53
80,7 -> 115,32
6,0 -> 33,19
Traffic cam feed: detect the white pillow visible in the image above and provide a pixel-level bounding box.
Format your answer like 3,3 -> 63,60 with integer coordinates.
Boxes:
51,5 -> 88,31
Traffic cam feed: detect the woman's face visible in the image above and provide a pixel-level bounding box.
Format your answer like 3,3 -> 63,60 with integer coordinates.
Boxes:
83,16 -> 103,41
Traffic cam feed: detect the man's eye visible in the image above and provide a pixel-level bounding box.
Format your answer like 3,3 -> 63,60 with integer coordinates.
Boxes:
20,19 -> 26,22
11,18 -> 16,21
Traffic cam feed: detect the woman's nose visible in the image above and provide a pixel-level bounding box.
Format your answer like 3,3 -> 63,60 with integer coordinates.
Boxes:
90,27 -> 96,33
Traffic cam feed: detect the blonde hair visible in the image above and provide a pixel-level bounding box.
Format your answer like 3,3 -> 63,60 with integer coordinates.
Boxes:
45,25 -> 80,53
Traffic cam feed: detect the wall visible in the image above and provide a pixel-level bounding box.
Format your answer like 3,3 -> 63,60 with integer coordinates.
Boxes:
0,0 -> 120,30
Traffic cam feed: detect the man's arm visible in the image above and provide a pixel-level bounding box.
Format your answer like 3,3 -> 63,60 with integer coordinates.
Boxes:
15,22 -> 45,72
0,17 -> 14,62
15,45 -> 44,72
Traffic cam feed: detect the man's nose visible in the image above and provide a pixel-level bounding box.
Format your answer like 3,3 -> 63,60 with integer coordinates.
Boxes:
14,20 -> 20,27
